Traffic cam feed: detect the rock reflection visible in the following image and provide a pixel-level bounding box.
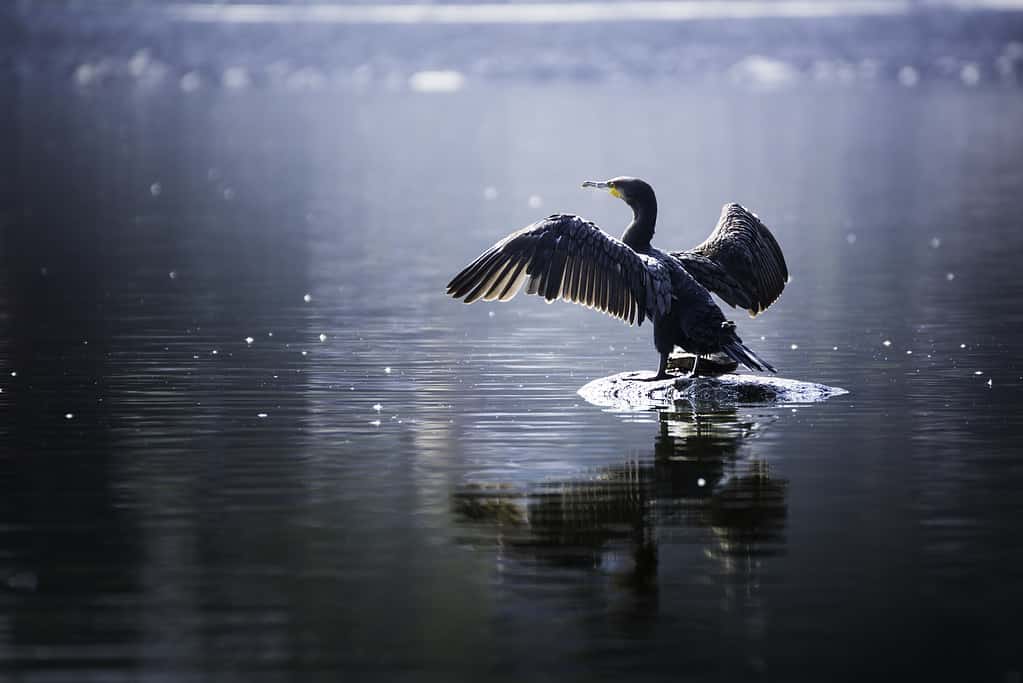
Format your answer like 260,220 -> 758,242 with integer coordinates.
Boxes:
453,405 -> 788,597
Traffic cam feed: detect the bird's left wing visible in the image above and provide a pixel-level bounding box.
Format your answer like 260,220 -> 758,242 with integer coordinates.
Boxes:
672,203 -> 788,317
447,214 -> 671,326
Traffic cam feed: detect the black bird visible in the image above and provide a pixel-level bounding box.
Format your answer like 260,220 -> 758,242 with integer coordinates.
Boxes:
446,177 -> 788,380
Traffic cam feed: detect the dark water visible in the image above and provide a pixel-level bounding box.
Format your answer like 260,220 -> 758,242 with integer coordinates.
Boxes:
2,79 -> 1023,680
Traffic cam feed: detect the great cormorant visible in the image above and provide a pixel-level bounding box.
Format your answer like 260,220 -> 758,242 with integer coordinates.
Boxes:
446,177 -> 788,380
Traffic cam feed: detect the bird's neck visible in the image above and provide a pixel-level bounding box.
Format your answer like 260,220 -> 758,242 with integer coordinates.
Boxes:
622,202 -> 657,252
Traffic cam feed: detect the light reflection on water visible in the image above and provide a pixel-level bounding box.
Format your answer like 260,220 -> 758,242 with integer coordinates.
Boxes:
2,79 -> 1023,679
165,0 -> 916,25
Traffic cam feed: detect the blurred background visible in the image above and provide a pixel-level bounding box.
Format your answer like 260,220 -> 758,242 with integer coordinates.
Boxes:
2,1 -> 1023,681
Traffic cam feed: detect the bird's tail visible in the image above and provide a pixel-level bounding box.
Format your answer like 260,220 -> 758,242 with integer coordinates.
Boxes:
719,322 -> 776,373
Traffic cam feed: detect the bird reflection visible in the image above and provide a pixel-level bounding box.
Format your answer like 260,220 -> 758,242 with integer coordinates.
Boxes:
452,404 -> 787,599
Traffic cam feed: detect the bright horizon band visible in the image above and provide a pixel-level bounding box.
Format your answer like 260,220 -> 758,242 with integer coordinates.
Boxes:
164,1 -> 1023,25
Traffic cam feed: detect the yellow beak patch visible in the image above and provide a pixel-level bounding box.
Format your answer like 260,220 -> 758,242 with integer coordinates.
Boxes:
609,187 -> 622,199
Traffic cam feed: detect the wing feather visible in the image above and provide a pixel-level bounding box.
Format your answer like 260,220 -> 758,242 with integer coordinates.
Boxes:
449,249 -> 503,299
544,236 -> 568,302
568,254 -> 582,302
562,253 -> 577,303
463,254 -> 510,304
672,203 -> 788,317
447,214 -> 670,326
611,269 -> 621,316
613,275 -> 624,319
497,257 -> 529,301
584,257 -> 597,309
597,263 -> 609,313
483,257 -> 520,301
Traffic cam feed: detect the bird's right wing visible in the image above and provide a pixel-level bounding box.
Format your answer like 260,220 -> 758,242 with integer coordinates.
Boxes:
672,203 -> 788,317
447,214 -> 671,326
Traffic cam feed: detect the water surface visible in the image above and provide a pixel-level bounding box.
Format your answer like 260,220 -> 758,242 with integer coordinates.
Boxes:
2,80 -> 1023,680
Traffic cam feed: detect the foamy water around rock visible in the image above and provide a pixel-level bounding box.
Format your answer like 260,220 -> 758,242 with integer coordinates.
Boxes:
579,371 -> 848,411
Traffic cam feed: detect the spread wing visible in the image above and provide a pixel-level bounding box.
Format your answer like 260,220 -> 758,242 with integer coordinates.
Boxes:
672,203 -> 789,317
447,214 -> 672,326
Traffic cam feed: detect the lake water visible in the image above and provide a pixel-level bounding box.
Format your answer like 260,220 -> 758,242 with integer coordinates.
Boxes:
2,77 -> 1023,680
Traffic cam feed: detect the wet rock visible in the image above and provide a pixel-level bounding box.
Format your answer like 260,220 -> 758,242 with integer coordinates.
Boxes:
579,371 -> 847,410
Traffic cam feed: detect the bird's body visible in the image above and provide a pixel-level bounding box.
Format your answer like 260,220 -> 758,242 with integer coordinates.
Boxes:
446,177 -> 788,380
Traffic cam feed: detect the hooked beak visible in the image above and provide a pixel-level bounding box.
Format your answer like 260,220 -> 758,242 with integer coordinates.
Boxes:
582,180 -> 622,199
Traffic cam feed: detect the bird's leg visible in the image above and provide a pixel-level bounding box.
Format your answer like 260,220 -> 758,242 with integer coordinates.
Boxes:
635,351 -> 674,382
688,355 -> 700,378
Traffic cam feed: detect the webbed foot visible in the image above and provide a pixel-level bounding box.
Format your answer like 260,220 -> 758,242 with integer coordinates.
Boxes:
633,351 -> 676,382
633,372 -> 676,382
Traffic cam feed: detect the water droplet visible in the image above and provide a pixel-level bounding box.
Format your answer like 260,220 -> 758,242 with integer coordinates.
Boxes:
303,293 -> 312,303
370,419 -> 381,426
974,371 -> 983,375
64,413 -> 74,420
10,371 -> 16,377
946,272 -> 955,281
245,337 -> 254,344
987,379 -> 993,388
319,333 -> 327,342
697,478 -> 706,487
257,412 -> 268,418
488,311 -> 495,318
373,403 -> 382,412
211,350 -> 218,355
846,233 -> 857,244
833,346 -> 839,351
150,182 -> 162,197
930,237 -> 942,248
168,270 -> 177,279
883,340 -> 892,347
790,343 -> 798,350
384,367 -> 392,374
906,350 -> 912,355
301,350 -> 308,356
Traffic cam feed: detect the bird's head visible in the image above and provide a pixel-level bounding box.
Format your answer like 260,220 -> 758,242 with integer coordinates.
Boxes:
581,176 -> 656,212
582,176 -> 658,249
